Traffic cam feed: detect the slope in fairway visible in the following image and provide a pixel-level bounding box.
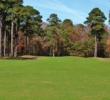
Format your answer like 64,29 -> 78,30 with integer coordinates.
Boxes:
0,57 -> 110,100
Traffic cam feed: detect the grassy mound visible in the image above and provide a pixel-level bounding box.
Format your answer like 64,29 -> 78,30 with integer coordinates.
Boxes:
1,55 -> 37,60
20,55 -> 37,60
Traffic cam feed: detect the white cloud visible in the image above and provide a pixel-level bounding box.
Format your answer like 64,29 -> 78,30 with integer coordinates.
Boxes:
33,0 -> 87,20
23,0 -> 109,24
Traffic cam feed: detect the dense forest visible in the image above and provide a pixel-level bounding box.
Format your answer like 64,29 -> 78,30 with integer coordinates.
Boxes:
0,0 -> 110,58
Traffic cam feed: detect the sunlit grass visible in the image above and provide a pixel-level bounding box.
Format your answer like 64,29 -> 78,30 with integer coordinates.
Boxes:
0,57 -> 110,100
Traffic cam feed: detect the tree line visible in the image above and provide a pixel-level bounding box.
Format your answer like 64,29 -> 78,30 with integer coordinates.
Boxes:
0,0 -> 110,58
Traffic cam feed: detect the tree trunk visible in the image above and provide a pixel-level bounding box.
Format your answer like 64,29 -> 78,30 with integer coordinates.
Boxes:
14,25 -> 18,57
14,45 -> 17,57
26,35 -> 29,54
94,34 -> 97,57
10,20 -> 14,57
0,17 -> 2,58
32,38 -> 34,55
28,38 -> 30,55
4,30 -> 6,56
8,30 -> 10,57
52,45 -> 55,57
14,38 -> 17,57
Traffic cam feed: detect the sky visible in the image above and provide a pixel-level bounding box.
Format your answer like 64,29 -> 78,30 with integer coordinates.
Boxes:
23,0 -> 110,25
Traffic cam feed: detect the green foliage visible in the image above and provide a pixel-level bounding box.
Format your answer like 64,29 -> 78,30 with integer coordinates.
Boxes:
68,39 -> 94,57
0,0 -> 43,57
21,6 -> 42,35
47,13 -> 61,26
84,7 -> 106,57
0,3 -> 109,58
0,3 -> 5,9
45,13 -> 64,56
62,19 -> 73,27
84,7 -> 106,35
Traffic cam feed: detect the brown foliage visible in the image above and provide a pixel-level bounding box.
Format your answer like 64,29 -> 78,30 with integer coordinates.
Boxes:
69,34 -> 81,42
105,40 -> 110,53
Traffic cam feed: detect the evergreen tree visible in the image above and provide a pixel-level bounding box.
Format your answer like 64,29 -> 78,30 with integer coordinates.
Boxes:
46,13 -> 62,57
84,8 -> 106,57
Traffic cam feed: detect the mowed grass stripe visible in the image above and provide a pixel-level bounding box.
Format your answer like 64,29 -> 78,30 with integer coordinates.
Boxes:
0,57 -> 110,100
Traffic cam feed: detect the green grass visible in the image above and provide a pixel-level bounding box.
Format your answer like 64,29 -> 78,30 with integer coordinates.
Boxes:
0,57 -> 110,100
